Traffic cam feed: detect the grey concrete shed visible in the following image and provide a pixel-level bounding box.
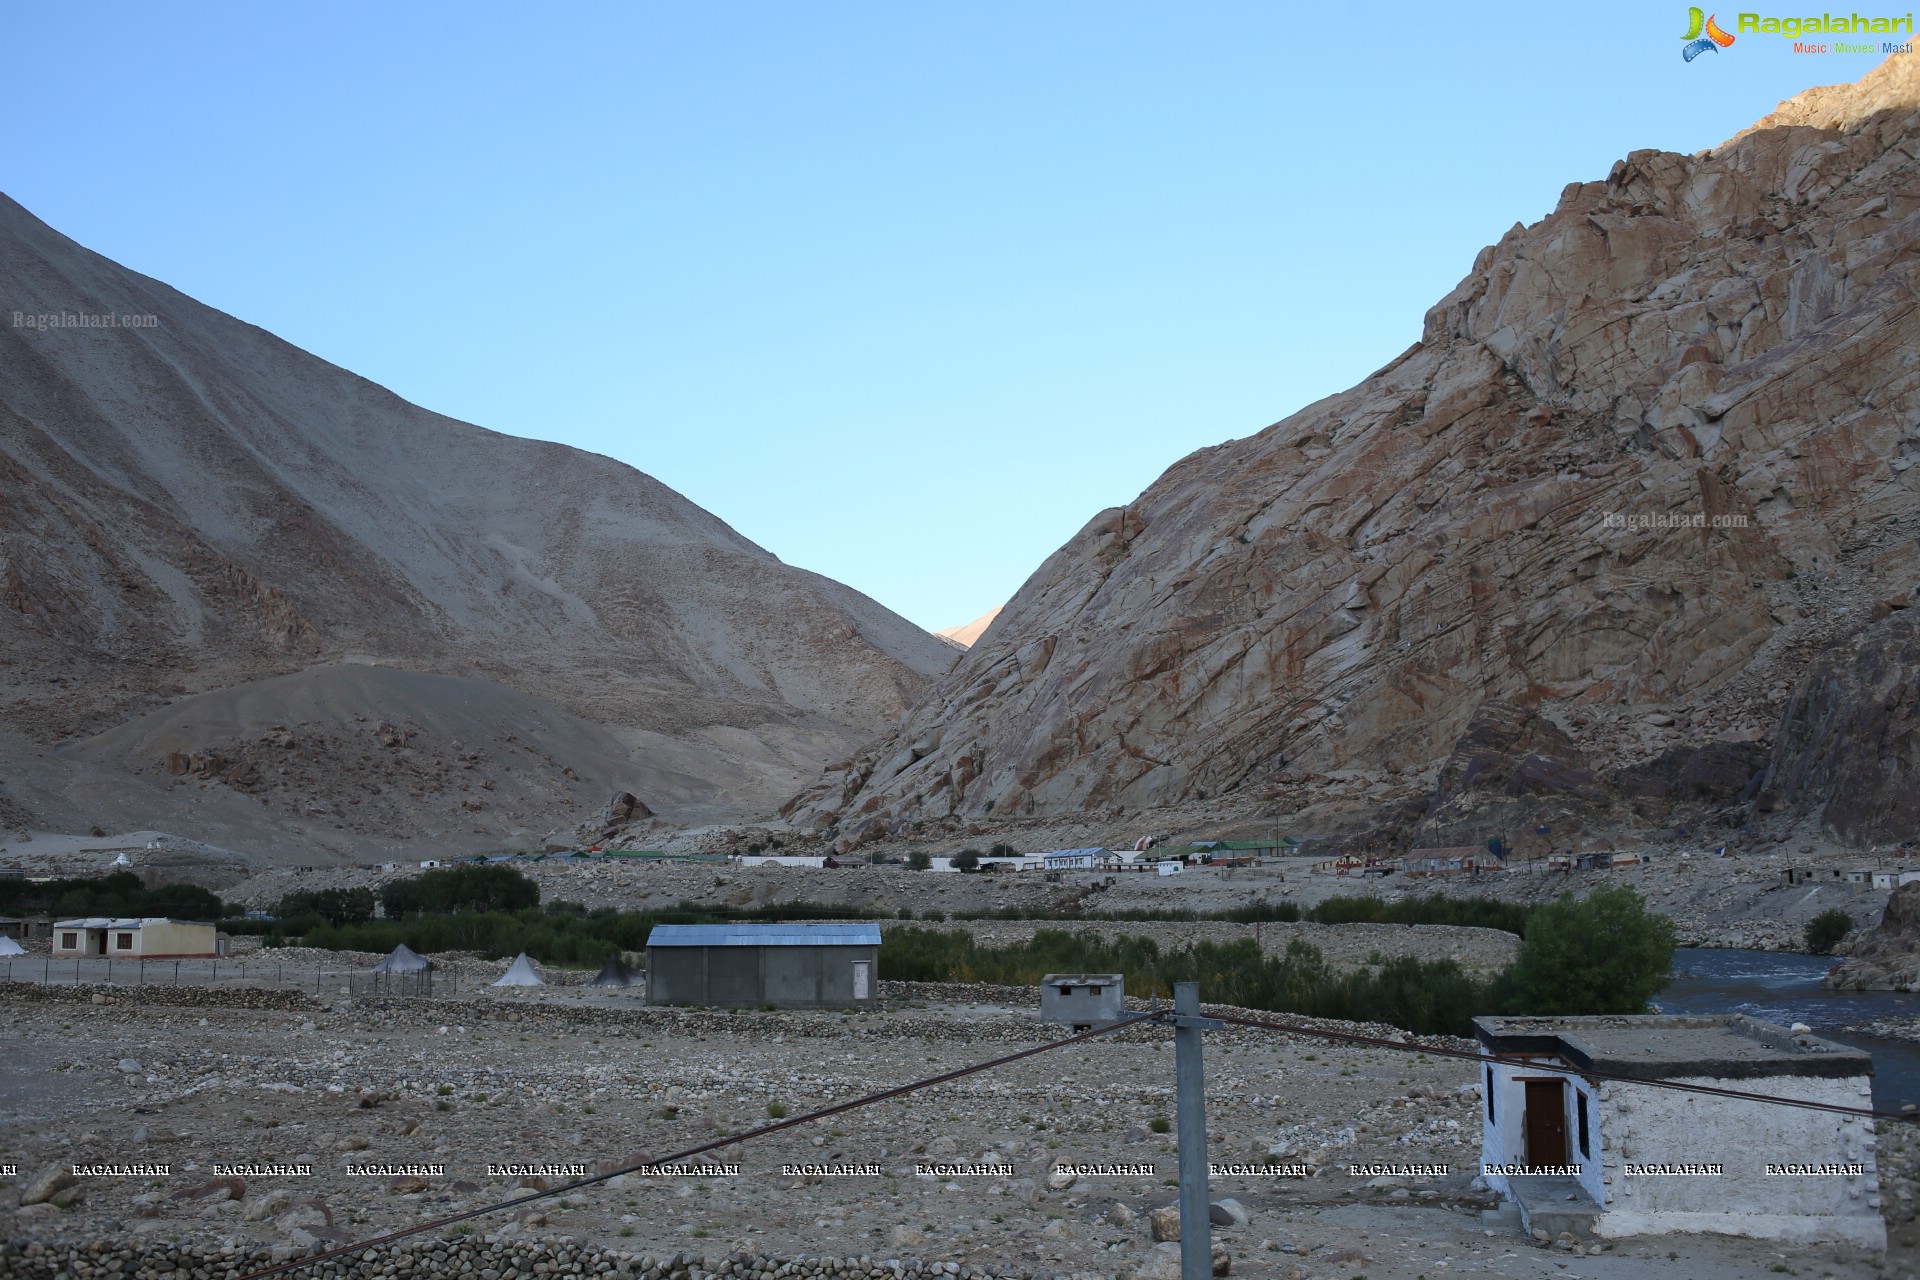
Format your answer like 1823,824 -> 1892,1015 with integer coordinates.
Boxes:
1041,973 -> 1124,1029
645,923 -> 881,1008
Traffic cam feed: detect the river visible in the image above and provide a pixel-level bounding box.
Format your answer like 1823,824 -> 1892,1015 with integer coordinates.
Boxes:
1656,946 -> 1920,1111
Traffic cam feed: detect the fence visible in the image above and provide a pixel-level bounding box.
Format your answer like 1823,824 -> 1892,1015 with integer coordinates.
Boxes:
0,955 -> 470,998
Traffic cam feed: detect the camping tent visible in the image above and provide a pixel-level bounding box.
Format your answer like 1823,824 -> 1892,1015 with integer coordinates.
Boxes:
373,943 -> 433,974
589,951 -> 640,988
492,952 -> 544,987
0,934 -> 25,956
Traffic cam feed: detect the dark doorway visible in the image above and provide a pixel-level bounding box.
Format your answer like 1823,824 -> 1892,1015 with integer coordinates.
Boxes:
1522,1079 -> 1568,1168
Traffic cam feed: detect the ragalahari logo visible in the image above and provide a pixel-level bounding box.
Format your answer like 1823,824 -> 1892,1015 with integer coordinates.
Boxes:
1682,7 -> 1738,58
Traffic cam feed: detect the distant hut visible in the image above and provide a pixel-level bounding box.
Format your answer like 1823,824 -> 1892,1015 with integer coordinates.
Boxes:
492,952 -> 545,987
589,951 -> 641,988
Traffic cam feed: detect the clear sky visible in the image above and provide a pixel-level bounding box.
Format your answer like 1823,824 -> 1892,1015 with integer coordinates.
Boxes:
3,3 -> 1892,632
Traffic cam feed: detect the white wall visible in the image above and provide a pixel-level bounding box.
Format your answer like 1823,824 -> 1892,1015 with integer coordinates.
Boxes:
1479,1047 -> 1884,1246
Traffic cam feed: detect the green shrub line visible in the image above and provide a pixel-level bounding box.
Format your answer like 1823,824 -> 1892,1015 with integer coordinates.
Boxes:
932,893 -> 1532,934
887,886 -> 1676,1037
0,871 -> 243,921
0,867 -> 1673,1034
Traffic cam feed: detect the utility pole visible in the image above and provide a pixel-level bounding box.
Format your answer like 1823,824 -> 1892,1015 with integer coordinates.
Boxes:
1173,981 -> 1222,1280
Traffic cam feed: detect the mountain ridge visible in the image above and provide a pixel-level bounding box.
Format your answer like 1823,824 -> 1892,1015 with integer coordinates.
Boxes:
785,53 -> 1920,852
0,192 -> 955,858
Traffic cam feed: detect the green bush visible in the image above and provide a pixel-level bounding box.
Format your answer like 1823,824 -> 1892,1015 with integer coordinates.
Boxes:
1505,887 -> 1675,1016
0,872 -> 241,920
379,865 -> 540,918
275,887 -> 375,926
951,849 -> 981,873
1805,908 -> 1854,955
906,851 -> 932,871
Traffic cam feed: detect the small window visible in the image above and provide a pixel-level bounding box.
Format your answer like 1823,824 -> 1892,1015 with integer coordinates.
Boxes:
116,932 -> 134,950
1577,1090 -> 1590,1158
1486,1066 -> 1496,1124
61,932 -> 77,949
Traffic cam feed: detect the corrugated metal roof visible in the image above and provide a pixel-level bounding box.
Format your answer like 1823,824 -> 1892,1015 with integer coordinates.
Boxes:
646,923 -> 882,948
1043,848 -> 1106,859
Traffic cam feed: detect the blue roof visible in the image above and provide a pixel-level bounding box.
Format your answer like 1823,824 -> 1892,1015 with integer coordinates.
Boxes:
647,923 -> 882,948
1044,847 -> 1106,858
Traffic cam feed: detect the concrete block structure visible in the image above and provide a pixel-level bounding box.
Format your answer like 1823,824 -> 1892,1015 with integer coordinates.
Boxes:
645,923 -> 880,1008
1041,973 -> 1125,1029
1474,1014 -> 1882,1247
51,917 -> 219,958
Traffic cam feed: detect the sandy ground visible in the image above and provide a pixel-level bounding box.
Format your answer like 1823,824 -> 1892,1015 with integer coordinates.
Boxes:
0,982 -> 1903,1280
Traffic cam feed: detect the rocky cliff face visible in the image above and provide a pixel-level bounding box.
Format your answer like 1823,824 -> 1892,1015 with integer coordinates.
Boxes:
788,54 -> 1920,849
1827,881 -> 1920,990
0,195 -> 955,856
1763,611 -> 1920,846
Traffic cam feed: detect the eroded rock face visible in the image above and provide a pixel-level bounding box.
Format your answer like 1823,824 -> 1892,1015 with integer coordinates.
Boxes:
788,55 -> 1920,843
1827,881 -> 1920,990
1763,612 -> 1920,845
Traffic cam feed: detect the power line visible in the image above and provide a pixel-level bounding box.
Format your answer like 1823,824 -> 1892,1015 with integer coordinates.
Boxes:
228,1012 -> 1162,1280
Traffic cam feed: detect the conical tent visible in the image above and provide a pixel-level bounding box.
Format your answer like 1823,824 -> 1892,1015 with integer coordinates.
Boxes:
492,952 -> 544,986
589,951 -> 639,987
0,934 -> 25,956
373,943 -> 433,974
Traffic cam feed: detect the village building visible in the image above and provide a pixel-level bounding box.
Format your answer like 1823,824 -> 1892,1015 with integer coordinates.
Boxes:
645,922 -> 880,1008
1042,848 -> 1105,871
51,917 -> 220,959
1475,1014 -> 1882,1247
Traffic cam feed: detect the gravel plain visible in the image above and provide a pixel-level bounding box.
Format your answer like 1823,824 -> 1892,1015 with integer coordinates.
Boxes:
0,978 -> 1904,1280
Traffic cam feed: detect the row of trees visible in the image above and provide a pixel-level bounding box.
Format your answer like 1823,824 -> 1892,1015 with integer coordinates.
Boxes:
881,886 -> 1678,1036
0,872 -> 240,921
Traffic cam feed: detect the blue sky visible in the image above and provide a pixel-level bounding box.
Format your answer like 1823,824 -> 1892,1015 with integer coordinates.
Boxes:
3,3 -> 1889,631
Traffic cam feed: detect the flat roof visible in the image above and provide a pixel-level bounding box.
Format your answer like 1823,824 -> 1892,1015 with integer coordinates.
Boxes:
1473,1014 -> 1873,1082
1041,973 -> 1123,984
646,923 -> 882,948
52,917 -> 211,930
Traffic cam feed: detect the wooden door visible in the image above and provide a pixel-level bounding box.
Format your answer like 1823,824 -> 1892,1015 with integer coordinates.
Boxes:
1523,1079 -> 1568,1169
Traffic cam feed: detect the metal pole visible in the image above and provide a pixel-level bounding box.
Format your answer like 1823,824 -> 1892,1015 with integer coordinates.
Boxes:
1173,981 -> 1219,1280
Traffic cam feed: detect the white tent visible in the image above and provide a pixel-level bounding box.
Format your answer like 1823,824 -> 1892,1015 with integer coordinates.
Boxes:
0,934 -> 25,956
492,952 -> 544,987
373,943 -> 433,974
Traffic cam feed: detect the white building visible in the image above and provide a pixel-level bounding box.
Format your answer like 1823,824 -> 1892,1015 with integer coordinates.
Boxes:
1042,848 -> 1105,871
52,917 -> 220,959
1474,1014 -> 1882,1247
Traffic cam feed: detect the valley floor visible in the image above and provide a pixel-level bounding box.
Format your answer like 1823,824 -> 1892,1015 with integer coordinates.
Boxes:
0,981 -> 1906,1280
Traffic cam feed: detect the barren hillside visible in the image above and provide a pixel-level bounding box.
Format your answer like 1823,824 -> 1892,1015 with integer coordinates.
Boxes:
0,194 -> 956,858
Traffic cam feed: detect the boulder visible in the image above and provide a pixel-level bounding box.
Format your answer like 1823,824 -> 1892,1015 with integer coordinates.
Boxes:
1149,1205 -> 1182,1242
1135,1243 -> 1183,1280
20,1162 -> 76,1206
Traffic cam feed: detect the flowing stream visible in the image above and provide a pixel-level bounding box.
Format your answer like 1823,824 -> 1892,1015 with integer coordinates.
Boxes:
1655,947 -> 1920,1111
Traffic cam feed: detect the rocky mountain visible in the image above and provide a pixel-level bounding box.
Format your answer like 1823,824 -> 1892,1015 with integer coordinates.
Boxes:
0,194 -> 955,860
935,606 -> 1003,650
787,54 -> 1920,852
